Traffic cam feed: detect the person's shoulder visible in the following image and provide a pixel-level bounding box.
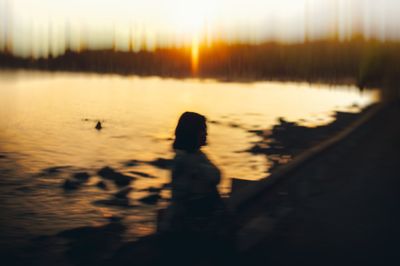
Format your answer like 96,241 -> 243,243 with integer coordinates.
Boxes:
174,150 -> 194,164
196,151 -> 213,163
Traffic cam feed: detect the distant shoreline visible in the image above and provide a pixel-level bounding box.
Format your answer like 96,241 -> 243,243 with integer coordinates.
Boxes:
0,66 -> 362,88
2,39 -> 399,89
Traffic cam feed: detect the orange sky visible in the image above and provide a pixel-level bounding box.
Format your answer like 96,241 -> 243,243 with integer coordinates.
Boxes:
1,0 -> 399,57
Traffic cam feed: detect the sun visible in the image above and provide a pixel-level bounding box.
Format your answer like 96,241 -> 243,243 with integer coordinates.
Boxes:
166,0 -> 218,74
169,0 -> 217,37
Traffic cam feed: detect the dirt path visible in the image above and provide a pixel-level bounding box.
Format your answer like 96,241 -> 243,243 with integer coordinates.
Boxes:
242,103 -> 400,266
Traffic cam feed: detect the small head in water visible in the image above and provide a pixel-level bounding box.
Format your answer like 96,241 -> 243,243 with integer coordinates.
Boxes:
95,121 -> 102,130
173,112 -> 207,153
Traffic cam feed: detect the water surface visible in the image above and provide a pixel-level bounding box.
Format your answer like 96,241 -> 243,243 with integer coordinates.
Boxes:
0,70 -> 377,242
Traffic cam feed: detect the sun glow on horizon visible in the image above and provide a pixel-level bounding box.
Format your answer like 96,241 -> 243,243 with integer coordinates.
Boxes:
1,0 -> 400,58
191,35 -> 200,74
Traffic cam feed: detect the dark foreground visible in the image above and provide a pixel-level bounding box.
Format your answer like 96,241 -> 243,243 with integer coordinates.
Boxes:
241,102 -> 400,266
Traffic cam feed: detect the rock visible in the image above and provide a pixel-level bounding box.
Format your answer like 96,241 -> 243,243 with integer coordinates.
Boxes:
247,129 -> 265,136
95,121 -> 102,130
123,160 -> 141,167
147,186 -> 162,193
114,187 -> 133,199
148,158 -> 173,170
62,179 -> 81,190
42,165 -> 70,175
139,186 -> 162,193
129,171 -> 155,178
228,122 -> 241,128
162,182 -> 172,189
73,172 -> 90,181
98,166 -> 115,177
97,166 -> 133,187
114,178 -> 132,187
247,144 -> 267,154
139,194 -> 161,205
96,181 -> 108,190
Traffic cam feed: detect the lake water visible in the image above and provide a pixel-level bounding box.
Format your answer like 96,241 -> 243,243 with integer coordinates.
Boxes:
0,70 -> 378,243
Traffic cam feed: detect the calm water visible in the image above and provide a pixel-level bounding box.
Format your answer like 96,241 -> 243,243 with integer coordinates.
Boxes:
0,70 -> 378,243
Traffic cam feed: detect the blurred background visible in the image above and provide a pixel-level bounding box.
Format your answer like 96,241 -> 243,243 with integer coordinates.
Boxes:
0,1 -> 399,265
1,0 -> 399,87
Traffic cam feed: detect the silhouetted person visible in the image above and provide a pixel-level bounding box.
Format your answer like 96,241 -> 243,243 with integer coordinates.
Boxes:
159,112 -> 224,233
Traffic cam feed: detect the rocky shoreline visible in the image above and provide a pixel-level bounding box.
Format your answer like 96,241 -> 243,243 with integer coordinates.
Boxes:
247,104 -> 375,173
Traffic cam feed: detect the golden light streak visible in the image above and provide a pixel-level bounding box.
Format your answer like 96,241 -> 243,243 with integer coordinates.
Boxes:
1,0 -> 400,57
191,36 -> 199,75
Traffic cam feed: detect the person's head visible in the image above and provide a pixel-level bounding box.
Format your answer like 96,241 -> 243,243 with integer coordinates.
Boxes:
173,112 -> 207,153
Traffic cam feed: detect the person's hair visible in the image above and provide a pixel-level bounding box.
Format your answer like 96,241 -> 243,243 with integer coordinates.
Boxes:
173,112 -> 206,153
